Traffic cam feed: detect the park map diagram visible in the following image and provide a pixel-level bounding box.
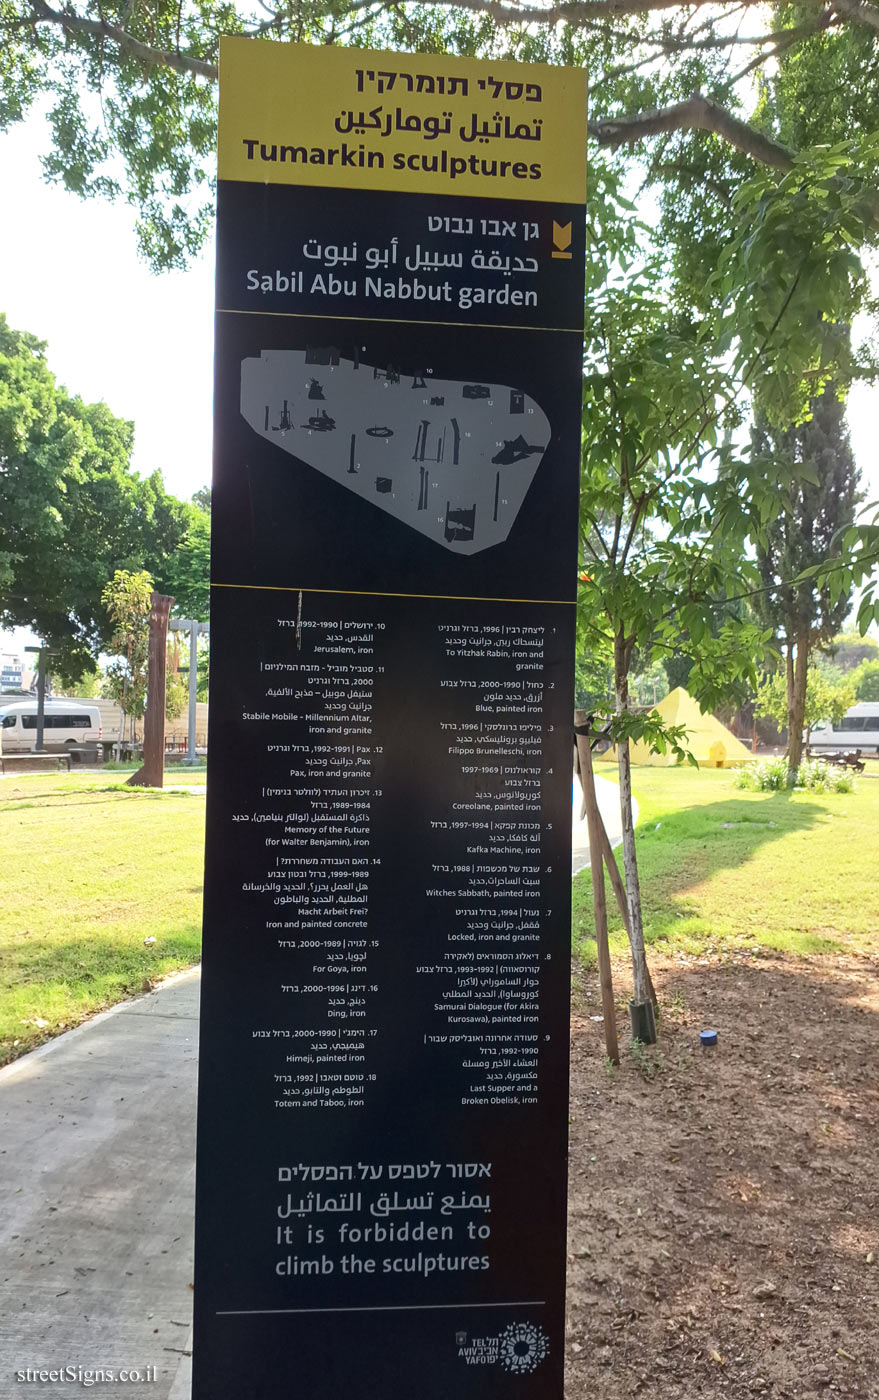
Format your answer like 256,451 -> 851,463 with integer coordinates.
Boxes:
240,347 -> 551,555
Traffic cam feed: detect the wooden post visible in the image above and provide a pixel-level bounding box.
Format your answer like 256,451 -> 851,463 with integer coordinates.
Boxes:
575,731 -> 637,937
599,821 -> 630,934
128,593 -> 173,789
574,712 -> 620,1065
575,716 -> 659,1015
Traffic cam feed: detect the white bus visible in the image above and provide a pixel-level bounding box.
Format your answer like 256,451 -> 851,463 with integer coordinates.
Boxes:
0,699 -> 103,754
808,702 -> 879,756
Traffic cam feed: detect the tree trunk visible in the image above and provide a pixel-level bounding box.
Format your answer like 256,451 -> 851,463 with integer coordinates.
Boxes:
128,593 -> 173,788
613,633 -> 654,1013
115,682 -> 127,763
786,627 -> 810,784
599,824 -> 658,1012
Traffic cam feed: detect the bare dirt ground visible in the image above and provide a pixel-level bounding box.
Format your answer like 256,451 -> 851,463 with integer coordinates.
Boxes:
565,951 -> 879,1400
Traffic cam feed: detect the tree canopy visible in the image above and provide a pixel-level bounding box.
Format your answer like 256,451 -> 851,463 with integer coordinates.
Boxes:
751,383 -> 860,775
829,628 -> 879,671
755,662 -> 855,734
102,567 -> 186,720
0,314 -> 192,680
163,497 -> 210,621
853,657 -> 879,699
4,0 -> 879,278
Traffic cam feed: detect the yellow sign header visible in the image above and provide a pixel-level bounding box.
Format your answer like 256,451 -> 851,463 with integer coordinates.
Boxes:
218,39 -> 586,204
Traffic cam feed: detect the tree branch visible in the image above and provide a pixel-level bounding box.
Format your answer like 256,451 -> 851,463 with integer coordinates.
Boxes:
591,95 -> 795,172
29,0 -> 218,80
602,7 -> 837,75
833,0 -> 879,33
728,9 -> 839,82
387,0 -> 718,26
593,94 -> 879,229
420,0 -> 875,35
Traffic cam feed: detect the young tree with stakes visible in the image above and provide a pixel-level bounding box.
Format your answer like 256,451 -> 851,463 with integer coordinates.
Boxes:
578,169 -> 776,1023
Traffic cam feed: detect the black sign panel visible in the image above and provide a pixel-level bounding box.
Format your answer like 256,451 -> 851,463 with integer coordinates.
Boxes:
194,39 -> 586,1400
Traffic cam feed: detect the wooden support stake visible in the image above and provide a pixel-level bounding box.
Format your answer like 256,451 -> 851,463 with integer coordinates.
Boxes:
598,820 -> 659,1013
128,592 -> 173,789
575,722 -> 620,1065
599,820 -> 630,933
575,714 -> 659,1017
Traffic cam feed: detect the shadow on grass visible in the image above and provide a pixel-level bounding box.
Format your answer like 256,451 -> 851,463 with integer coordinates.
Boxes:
572,790 -> 829,964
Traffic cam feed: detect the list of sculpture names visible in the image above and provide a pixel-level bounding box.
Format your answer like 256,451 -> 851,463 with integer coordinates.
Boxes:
231,606 -> 554,1116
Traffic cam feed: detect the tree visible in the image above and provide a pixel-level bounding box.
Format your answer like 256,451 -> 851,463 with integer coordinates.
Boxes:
629,660 -> 668,708
751,386 -> 860,781
853,658 -> 879,701
573,631 -> 612,713
166,635 -> 189,718
664,653 -> 694,693
163,498 -> 211,621
0,316 -> 191,681
575,148 -> 874,1024
655,9 -> 878,770
576,146 -> 871,1019
578,175 -> 775,1018
755,665 -> 855,742
102,570 -> 154,752
196,634 -> 211,702
828,630 -> 879,672
3,3 -> 879,276
102,569 -> 184,751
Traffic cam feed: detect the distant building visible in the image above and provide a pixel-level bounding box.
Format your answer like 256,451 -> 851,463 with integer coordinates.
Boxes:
0,653 -> 24,693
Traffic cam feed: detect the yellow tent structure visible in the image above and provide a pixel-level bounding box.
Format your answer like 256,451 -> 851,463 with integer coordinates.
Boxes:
595,687 -> 757,767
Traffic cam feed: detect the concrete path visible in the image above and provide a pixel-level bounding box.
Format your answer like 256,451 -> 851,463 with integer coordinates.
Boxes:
0,970 -> 199,1400
571,771 -> 636,877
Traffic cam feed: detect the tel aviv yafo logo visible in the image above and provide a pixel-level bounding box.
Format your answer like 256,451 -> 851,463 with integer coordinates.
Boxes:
498,1321 -> 550,1374
456,1320 -> 549,1374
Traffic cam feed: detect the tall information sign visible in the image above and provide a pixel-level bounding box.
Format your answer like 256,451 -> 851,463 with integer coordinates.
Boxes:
195,39 -> 586,1399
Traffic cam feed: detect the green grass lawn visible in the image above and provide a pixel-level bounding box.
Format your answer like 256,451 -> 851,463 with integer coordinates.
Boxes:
0,770 -> 206,1064
573,764 -> 879,968
4,761 -> 877,1066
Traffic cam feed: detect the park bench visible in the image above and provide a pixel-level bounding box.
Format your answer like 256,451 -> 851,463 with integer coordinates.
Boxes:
809,748 -> 865,772
0,752 -> 71,775
101,740 -> 143,762
66,743 -> 104,765
836,749 -> 865,772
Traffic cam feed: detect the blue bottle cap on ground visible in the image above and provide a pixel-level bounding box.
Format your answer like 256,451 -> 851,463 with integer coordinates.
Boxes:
700,1029 -> 718,1047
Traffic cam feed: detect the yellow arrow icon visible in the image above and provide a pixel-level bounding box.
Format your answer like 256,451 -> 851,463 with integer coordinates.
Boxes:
552,220 -> 572,259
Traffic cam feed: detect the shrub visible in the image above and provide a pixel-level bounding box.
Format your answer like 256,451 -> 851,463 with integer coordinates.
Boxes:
735,757 -> 788,791
734,756 -> 854,793
798,759 -> 854,794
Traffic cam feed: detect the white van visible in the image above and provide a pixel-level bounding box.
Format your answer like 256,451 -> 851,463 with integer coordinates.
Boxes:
808,702 -> 879,756
0,699 -> 103,753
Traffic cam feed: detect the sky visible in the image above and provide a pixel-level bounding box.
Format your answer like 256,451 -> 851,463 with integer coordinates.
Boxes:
0,115 -> 216,504
0,105 -> 877,658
